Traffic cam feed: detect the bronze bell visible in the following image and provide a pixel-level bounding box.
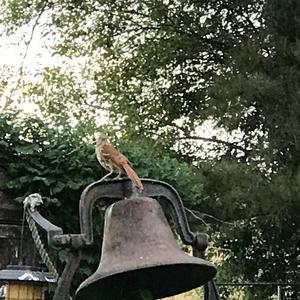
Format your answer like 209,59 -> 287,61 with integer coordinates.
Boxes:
75,197 -> 216,299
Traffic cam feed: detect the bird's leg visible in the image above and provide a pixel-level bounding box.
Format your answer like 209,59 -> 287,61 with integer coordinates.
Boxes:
113,171 -> 123,180
99,170 -> 114,181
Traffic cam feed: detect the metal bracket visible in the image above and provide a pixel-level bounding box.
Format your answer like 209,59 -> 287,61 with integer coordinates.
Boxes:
27,210 -> 63,248
79,178 -> 198,246
27,209 -> 84,250
27,178 -> 206,251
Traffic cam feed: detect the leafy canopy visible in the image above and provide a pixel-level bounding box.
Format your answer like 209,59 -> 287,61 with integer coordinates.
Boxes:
1,0 -> 300,298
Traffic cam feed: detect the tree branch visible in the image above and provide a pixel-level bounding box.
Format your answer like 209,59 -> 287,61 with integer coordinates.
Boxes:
4,6 -> 46,109
185,207 -> 235,226
172,123 -> 249,153
177,135 -> 248,152
184,207 -> 207,226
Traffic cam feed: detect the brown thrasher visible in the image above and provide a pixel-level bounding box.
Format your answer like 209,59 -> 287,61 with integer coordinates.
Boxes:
95,134 -> 144,191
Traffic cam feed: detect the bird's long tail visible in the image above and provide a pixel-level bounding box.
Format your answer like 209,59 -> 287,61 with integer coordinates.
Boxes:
122,163 -> 144,191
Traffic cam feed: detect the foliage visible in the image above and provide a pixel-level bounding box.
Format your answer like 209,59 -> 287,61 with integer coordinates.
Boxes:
0,111 -> 204,296
0,111 -> 102,294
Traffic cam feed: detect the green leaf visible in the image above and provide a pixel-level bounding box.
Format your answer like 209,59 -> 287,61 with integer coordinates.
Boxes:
15,144 -> 40,154
50,182 -> 66,194
32,176 -> 55,186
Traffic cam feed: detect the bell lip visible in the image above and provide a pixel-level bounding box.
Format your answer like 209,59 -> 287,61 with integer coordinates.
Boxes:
75,259 -> 216,300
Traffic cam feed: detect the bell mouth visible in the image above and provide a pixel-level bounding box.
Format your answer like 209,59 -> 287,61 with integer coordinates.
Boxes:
75,260 -> 216,300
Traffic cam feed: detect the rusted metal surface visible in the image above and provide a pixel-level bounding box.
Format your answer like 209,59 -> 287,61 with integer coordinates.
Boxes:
53,251 -> 82,300
204,281 -> 220,300
75,197 -> 216,300
27,178 -> 204,251
79,178 -> 197,246
193,236 -> 220,300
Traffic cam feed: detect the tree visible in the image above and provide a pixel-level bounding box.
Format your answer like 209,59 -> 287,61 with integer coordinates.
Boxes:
0,111 -> 205,297
1,0 -> 300,298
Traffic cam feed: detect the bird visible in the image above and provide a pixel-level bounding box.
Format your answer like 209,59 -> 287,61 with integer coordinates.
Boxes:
95,134 -> 144,191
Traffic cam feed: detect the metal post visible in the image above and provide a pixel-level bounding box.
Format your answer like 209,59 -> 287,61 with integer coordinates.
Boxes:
277,285 -> 282,300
